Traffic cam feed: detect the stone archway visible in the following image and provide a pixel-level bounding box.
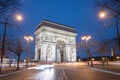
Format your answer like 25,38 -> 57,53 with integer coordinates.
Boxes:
56,40 -> 66,62
35,20 -> 77,62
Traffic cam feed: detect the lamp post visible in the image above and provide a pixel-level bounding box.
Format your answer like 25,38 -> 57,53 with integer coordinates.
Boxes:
98,10 -> 120,49
81,35 -> 93,67
24,35 -> 33,67
0,14 -> 23,73
115,16 -> 120,49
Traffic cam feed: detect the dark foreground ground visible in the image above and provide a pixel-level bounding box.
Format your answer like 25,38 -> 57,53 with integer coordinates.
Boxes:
0,63 -> 120,80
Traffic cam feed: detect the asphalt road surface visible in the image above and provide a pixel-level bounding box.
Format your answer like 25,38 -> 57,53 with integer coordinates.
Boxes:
0,63 -> 120,80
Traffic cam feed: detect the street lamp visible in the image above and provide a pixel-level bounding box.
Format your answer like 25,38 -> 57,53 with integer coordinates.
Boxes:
102,57 -> 105,60
0,13 -> 23,73
116,56 -> 120,60
98,10 -> 107,19
92,58 -> 95,61
81,35 -> 93,67
98,10 -> 120,49
24,35 -> 33,67
81,35 -> 91,45
15,14 -> 23,21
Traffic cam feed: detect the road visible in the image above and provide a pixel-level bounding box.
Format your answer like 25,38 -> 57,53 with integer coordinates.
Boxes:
0,63 -> 120,80
60,64 -> 120,80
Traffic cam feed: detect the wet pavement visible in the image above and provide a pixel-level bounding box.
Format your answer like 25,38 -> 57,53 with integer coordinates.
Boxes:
29,68 -> 66,80
0,65 -> 67,80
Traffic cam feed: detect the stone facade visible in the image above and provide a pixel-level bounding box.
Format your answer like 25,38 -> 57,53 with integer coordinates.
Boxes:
34,20 -> 77,62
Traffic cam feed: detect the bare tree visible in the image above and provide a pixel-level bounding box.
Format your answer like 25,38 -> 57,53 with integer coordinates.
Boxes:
7,39 -> 25,70
96,39 -> 117,68
96,0 -> 120,17
0,0 -> 20,13
96,0 -> 120,53
0,13 -> 21,73
0,0 -> 21,73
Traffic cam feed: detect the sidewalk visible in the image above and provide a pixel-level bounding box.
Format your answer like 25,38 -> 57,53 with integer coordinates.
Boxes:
93,64 -> 120,73
0,63 -> 37,77
0,67 -> 25,75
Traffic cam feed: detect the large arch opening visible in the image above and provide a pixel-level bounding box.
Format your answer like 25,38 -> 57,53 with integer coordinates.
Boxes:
56,40 -> 66,62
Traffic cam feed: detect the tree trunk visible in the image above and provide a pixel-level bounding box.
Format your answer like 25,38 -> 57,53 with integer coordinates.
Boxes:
90,53 -> 93,67
0,58 -> 3,74
102,62 -> 105,69
17,54 -> 20,70
106,55 -> 109,66
90,57 -> 93,67
101,56 -> 105,68
9,60 -> 11,68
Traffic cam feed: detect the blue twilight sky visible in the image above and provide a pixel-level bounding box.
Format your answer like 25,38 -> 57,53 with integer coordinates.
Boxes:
0,0 -> 117,59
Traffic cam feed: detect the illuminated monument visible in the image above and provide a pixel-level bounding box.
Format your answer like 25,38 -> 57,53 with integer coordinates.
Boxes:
34,20 -> 77,62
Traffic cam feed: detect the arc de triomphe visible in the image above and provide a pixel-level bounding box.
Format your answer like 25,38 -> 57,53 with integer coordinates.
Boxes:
34,20 -> 77,62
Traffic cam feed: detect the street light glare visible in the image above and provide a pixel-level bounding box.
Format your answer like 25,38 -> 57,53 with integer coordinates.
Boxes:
81,35 -> 91,41
29,36 -> 34,40
15,14 -> 23,21
24,36 -> 34,41
99,12 -> 105,18
98,10 -> 107,19
86,36 -> 91,40
81,36 -> 86,40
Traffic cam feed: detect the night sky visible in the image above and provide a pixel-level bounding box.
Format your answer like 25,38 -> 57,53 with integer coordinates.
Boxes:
0,0 -> 117,59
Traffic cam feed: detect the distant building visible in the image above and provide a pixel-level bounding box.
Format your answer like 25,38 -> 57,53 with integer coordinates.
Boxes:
0,57 -> 10,64
0,50 -> 10,64
34,20 -> 77,62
